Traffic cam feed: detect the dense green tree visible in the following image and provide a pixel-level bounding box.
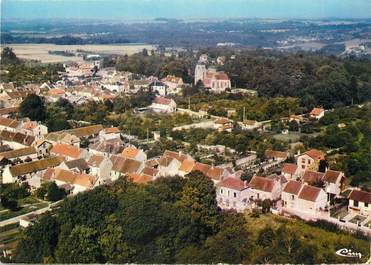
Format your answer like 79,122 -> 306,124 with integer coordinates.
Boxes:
1,47 -> 19,64
14,215 -> 59,263
19,94 -> 46,121
55,225 -> 102,263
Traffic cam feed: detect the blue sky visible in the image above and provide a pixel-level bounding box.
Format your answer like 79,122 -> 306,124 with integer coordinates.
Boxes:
1,0 -> 371,20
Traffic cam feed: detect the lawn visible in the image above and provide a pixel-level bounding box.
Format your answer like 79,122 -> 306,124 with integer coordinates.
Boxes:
243,212 -> 370,263
0,223 -> 21,255
349,215 -> 367,225
273,132 -> 302,142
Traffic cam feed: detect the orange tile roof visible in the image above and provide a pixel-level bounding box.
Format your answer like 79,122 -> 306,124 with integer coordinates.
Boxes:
128,173 -> 153,184
73,173 -> 97,188
207,166 -> 225,181
142,167 -> 159,177
179,159 -> 195,173
193,162 -> 211,175
310,107 -> 324,116
104,127 -> 120,134
48,88 -> 65,95
304,149 -> 325,160
122,147 -> 140,159
50,143 -> 83,159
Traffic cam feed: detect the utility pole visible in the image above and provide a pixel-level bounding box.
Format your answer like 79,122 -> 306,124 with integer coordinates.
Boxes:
243,106 -> 246,122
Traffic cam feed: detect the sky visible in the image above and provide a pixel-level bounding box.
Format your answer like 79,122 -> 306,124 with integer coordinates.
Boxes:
1,0 -> 371,20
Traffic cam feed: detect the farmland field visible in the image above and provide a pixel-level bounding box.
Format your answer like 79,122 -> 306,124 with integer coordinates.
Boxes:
2,43 -> 156,63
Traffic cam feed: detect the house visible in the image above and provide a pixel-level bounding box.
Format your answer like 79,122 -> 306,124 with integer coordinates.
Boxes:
47,168 -> 97,195
302,170 -> 325,185
127,173 -> 153,184
214,118 -> 233,132
58,158 -> 90,174
87,154 -> 113,182
0,147 -> 37,164
0,130 -> 35,149
50,143 -> 88,161
150,96 -> 177,113
265,149 -> 289,162
322,170 -> 345,200
99,127 -> 121,141
297,184 -> 328,214
282,181 -> 327,215
281,180 -> 304,211
34,140 -> 53,157
309,107 -> 325,120
281,163 -> 299,180
89,138 -> 125,157
44,132 -> 80,147
64,124 -> 103,139
239,120 -> 260,131
158,156 -> 182,177
206,166 -> 231,183
21,120 -> 48,139
141,167 -> 160,179
347,189 -> 371,216
297,149 -> 325,172
110,155 -> 144,181
161,75 -> 183,95
149,80 -> 168,96
178,159 -> 196,177
0,117 -> 20,132
248,176 -> 281,201
2,156 -> 64,184
216,177 -> 252,212
158,150 -> 193,177
121,146 -> 147,162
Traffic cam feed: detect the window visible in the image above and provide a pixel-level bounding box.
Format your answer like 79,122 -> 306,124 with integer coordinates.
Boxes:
291,195 -> 295,200
365,202 -> 368,208
257,193 -> 260,199
228,190 -> 230,196
354,200 -> 359,207
220,189 -> 223,194
302,165 -> 305,169
307,159 -> 311,164
301,158 -> 306,163
234,192 -> 237,198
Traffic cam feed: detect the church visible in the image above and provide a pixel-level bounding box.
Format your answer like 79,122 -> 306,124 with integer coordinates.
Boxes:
194,59 -> 231,93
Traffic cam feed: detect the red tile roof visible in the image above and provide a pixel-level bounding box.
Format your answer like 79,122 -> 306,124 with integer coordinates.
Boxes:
298,185 -> 321,202
248,176 -> 275,192
282,163 -> 297,175
302,170 -> 324,184
283,180 -> 303,195
154,96 -> 172,106
265,149 -> 288,160
104,127 -> 120,134
348,190 -> 371,204
217,177 -> 247,191
323,170 -> 342,183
